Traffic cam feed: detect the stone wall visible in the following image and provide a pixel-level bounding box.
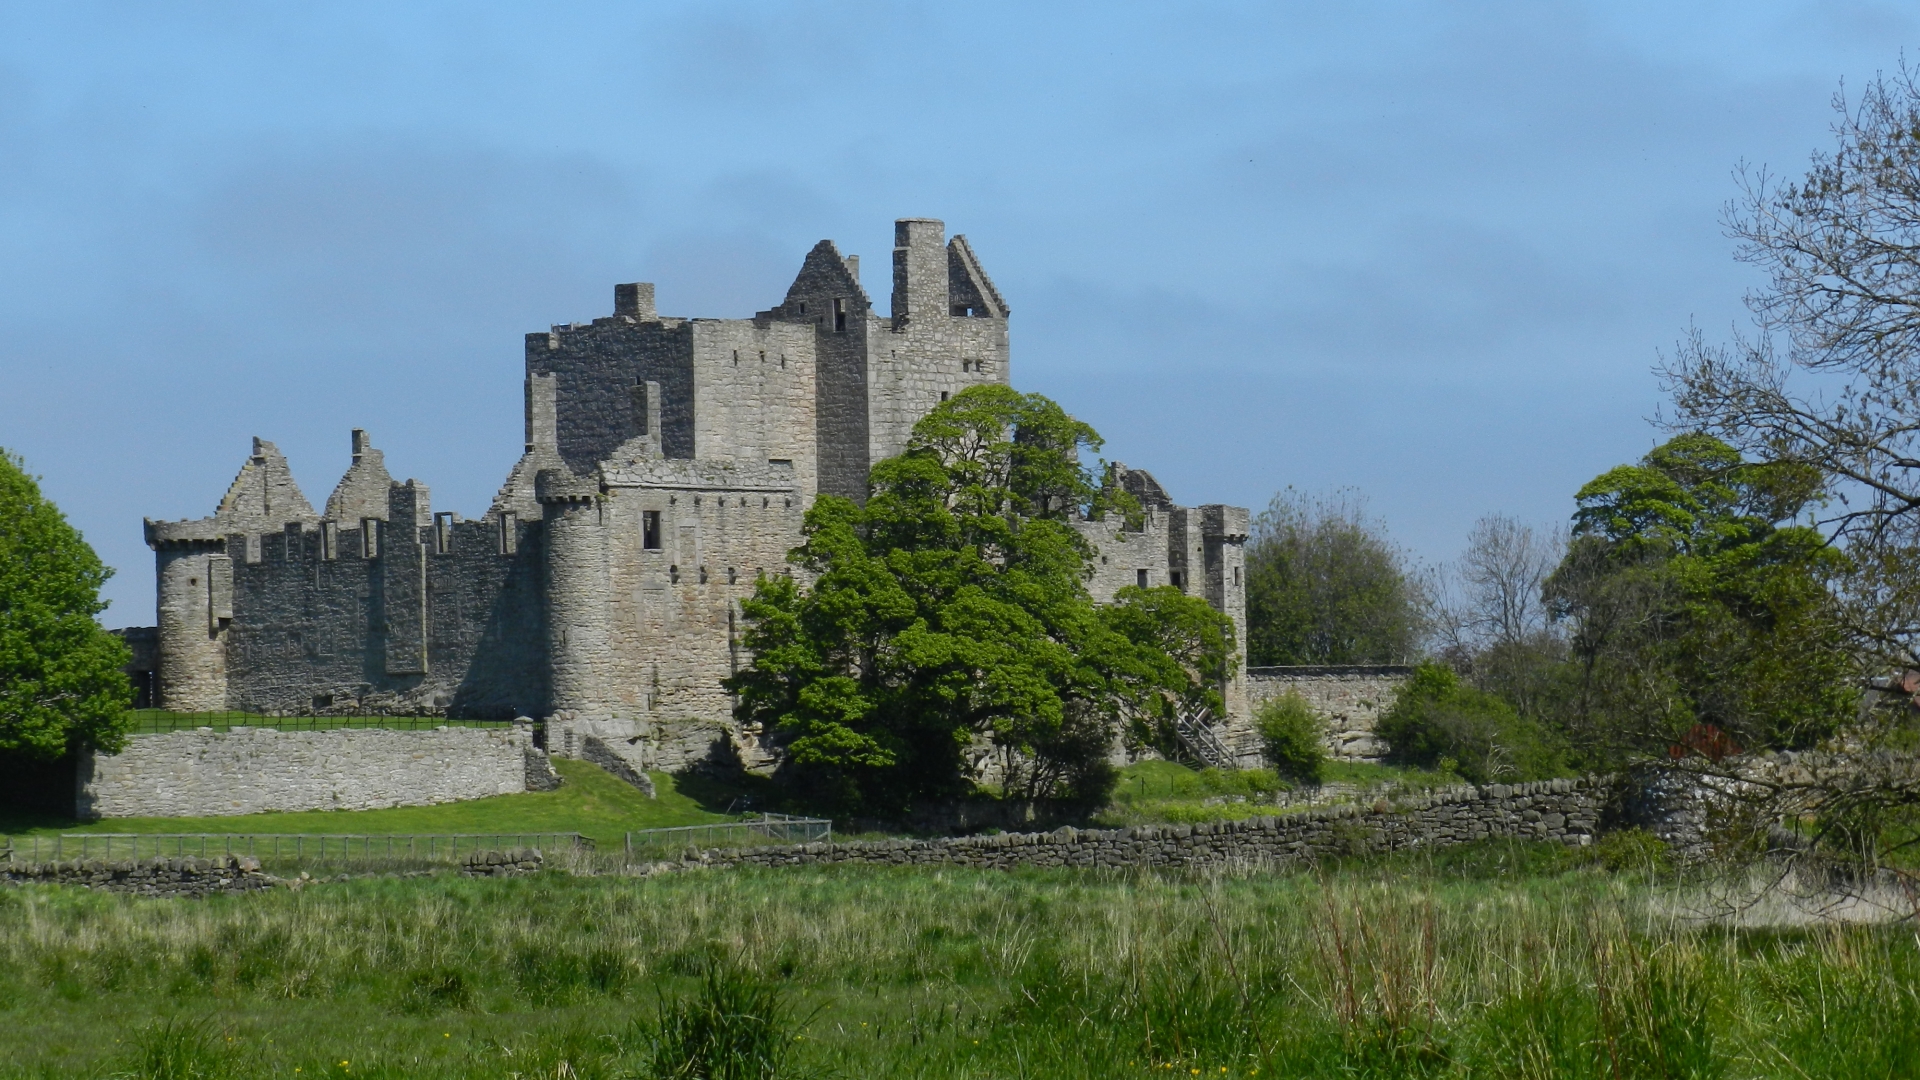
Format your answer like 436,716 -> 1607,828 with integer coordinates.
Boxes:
1236,666 -> 1412,764
704,778 -> 1606,872
77,725 -> 549,819
218,513 -> 546,718
2,855 -> 277,897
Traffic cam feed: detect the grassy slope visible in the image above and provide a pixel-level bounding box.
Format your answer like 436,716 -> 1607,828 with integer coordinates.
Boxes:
0,760 -> 727,847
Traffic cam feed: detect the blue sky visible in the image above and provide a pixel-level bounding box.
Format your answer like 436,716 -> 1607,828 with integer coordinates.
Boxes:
0,2 -> 1911,623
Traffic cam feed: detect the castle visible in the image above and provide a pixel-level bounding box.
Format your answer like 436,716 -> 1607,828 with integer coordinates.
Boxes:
132,219 -> 1252,776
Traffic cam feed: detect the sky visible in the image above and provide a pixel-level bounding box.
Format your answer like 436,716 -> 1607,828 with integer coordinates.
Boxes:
0,1 -> 1913,624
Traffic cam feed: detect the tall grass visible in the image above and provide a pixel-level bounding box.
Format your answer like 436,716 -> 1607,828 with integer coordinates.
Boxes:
0,845 -> 1913,1077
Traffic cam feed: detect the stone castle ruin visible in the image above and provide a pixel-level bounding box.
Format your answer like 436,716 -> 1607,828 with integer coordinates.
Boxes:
129,219 -> 1257,785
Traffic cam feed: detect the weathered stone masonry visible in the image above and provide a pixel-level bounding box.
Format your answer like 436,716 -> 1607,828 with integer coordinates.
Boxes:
78,725 -> 554,819
125,218 -> 1255,781
1239,665 -> 1412,764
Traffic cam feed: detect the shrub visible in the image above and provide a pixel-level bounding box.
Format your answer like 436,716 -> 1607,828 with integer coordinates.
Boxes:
1256,694 -> 1328,784
1376,662 -> 1564,785
1589,828 -> 1671,875
647,959 -> 810,1080
117,1016 -> 229,1080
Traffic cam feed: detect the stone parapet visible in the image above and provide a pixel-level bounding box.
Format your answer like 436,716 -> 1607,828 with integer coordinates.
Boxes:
143,517 -> 231,547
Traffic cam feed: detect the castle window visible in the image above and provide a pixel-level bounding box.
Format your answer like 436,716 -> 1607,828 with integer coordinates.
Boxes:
727,566 -> 737,585
1137,569 -> 1149,589
833,298 -> 847,332
699,566 -> 708,584
499,512 -> 517,555
321,521 -> 338,561
940,391 -> 949,403
361,518 -> 381,559
642,511 -> 662,550
1170,570 -> 1183,589
963,359 -> 972,372
798,302 -> 806,314
1233,565 -> 1242,587
670,565 -> 679,584
434,512 -> 454,555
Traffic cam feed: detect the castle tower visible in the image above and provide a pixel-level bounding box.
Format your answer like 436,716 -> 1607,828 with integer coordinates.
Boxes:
540,469 -> 616,719
149,530 -> 230,712
143,437 -> 320,711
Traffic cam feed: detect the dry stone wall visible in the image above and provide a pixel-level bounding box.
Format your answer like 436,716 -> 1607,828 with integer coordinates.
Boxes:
703,777 -> 1606,872
78,726 -> 548,819
2,855 -> 277,897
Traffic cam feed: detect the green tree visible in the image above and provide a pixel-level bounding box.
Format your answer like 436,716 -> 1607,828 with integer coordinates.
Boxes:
1244,488 -> 1422,665
0,450 -> 133,757
1255,693 -> 1327,785
1544,434 -> 1854,763
1376,661 -> 1564,784
725,386 -> 1236,816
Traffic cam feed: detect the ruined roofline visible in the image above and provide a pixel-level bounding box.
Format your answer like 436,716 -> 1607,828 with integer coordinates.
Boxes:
324,428 -> 395,523
213,437 -> 319,529
949,235 -> 1008,318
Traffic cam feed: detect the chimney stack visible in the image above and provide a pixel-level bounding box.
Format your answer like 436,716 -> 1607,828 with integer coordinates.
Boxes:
891,219 -> 946,327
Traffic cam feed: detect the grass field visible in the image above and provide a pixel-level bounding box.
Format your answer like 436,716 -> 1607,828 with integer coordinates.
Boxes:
0,761 -> 730,848
0,842 -> 1915,1078
1097,759 -> 1464,826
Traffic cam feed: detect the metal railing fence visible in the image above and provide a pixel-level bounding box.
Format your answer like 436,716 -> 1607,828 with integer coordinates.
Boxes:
625,814 -> 832,856
126,711 -> 520,735
2,832 -> 590,865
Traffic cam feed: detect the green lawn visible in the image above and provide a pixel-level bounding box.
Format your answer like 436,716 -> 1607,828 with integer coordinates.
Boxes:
0,760 -> 728,848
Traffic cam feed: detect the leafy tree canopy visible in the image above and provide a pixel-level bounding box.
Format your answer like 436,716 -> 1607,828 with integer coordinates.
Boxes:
1546,434 -> 1853,762
725,386 -> 1236,816
1376,661 -> 1565,785
1244,488 -> 1421,666
0,449 -> 132,757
